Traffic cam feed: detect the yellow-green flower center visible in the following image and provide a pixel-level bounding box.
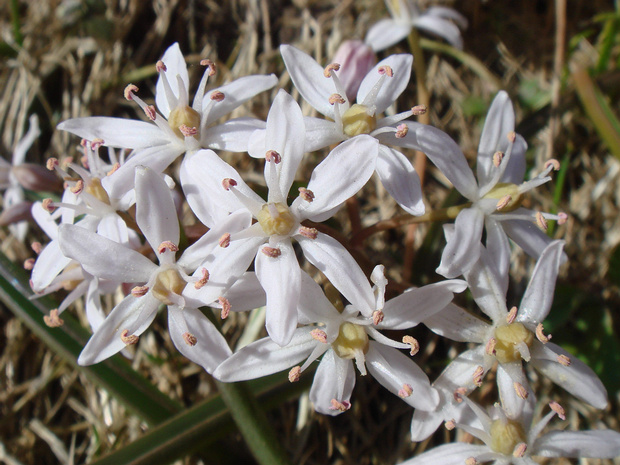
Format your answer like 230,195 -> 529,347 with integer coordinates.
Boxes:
494,322 -> 534,364
489,419 -> 527,455
168,105 -> 201,139
152,268 -> 186,305
332,323 -> 369,359
256,203 -> 296,236
342,104 -> 377,137
86,177 -> 110,205
482,182 -> 523,212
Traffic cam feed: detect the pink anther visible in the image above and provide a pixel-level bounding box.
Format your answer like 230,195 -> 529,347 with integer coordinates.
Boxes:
329,93 -> 346,105
311,329 -> 328,343
46,158 -> 59,170
402,335 -> 419,356
549,401 -> 566,420
124,84 -> 139,101
157,240 -> 179,254
194,268 -> 210,289
535,211 -> 548,231
183,332 -> 197,346
298,187 -> 315,202
43,309 -> 64,328
323,63 -> 341,78
219,297 -> 231,319
201,59 -> 216,76
378,65 -> 393,77
535,323 -> 552,343
23,258 -> 35,270
179,125 -> 198,137
120,329 -> 139,345
557,212 -> 568,225
395,123 -> 408,138
210,91 -> 225,102
506,306 -> 518,324
265,150 -> 281,163
288,366 -> 301,382
493,151 -> 504,167
222,178 -> 237,191
42,198 -> 55,212
219,233 -> 231,248
131,285 -> 149,297
329,399 -> 350,412
156,60 -> 167,73
107,162 -> 121,176
144,105 -> 157,121
70,180 -> 84,194
372,310 -> 384,325
545,158 -> 561,171
298,226 -> 318,240
398,384 -> 413,398
261,246 -> 281,258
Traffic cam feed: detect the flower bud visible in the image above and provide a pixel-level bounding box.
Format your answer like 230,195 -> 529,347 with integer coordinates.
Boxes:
12,164 -> 63,192
331,40 -> 376,100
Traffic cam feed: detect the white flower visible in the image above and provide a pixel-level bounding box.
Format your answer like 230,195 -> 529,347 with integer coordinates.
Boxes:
410,240 -> 607,441
214,267 -> 466,415
58,42 -> 277,200
181,90 -> 378,346
278,45 -> 424,216
57,166 -> 254,372
365,0 -> 468,52
401,398 -> 620,465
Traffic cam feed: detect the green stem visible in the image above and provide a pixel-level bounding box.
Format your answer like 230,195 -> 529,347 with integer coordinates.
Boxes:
9,0 -> 23,46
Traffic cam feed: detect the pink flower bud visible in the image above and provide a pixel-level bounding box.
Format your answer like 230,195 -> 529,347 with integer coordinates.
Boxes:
330,40 -> 377,100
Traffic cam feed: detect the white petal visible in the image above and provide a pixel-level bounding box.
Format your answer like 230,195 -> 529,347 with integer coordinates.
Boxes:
410,408 -> 446,442
437,207 -> 484,278
30,240 -> 72,292
135,166 -> 180,255
366,342 -> 439,411
256,240 -> 301,346
531,342 -> 608,409
497,364 -> 535,424
59,224 -> 157,283
433,345 -> 488,393
280,44 -> 336,119
77,293 -> 159,365
291,135 -> 378,222
57,117 -> 169,149
212,328 -> 316,381
168,306 -> 232,373
218,272 -> 266,311
375,145 -> 424,216
298,233 -> 375,315
500,134 -> 527,184
413,16 -> 463,49
297,270 -> 340,324
156,43 -> 189,119
484,217 -> 510,294
364,19 -> 411,52
534,430 -> 620,458
425,6 -> 468,29
202,117 -> 266,152
310,351 -> 356,416
501,217 -> 565,261
357,54 -> 413,115
423,303 -> 489,343
303,116 -> 345,152
398,444 -> 490,465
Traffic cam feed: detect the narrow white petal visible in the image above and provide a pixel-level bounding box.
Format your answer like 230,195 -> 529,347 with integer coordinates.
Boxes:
365,19 -> 411,52
303,117 -> 345,152
437,207 -> 484,278
497,364 -> 535,425
433,345 -> 489,393
375,145 -> 424,215
534,430 -> 620,458
155,43 -> 189,118
423,303 -> 489,343
218,272 -> 266,312
297,271 -> 340,324
357,54 -> 413,115
30,240 -> 72,292
310,351 -> 356,416
398,444 -> 489,465
203,117 -> 266,152
413,16 -> 463,49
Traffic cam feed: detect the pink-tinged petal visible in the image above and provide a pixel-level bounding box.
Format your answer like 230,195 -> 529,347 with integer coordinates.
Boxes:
413,15 -> 463,49
218,272 -> 266,312
292,135 -> 378,222
204,74 -> 278,123
203,117 -> 266,152
397,122 -> 479,200
501,217 -> 565,261
310,350 -> 356,416
57,117 -> 170,149
30,241 -> 72,292
375,145 -> 424,216
59,224 -> 157,282
303,116 -> 345,152
484,217 -> 510,294
212,328 -> 316,381
534,430 -> 620,458
155,43 -> 189,119
135,166 -> 180,256
437,207 -> 484,278
530,342 -> 608,409
476,91 -> 515,189
256,240 -> 301,346
298,233 -> 375,315
398,443 -> 490,465
357,54 -> 413,115
364,18 -> 411,52
168,306 -> 231,373
77,293 -> 159,365
379,280 -> 467,330
518,240 -> 565,324
101,144 -> 184,201
366,342 -> 439,411
297,270 -> 340,324
280,45 -> 336,119
423,303 -> 489,343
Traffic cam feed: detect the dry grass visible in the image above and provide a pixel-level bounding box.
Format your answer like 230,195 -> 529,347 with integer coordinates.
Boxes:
1,0 -> 619,464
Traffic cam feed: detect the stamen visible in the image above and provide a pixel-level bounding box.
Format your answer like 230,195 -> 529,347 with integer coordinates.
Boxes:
131,285 -> 149,297
120,329 -> 139,345
31,242 -> 43,254
496,194 -> 512,211
493,151 -> 505,167
535,212 -> 548,231
444,419 -> 456,430
183,332 -> 197,346
222,178 -> 237,190
549,401 -> 566,420
372,310 -> 384,325
91,138 -> 104,150
261,246 -> 281,258
454,387 -> 467,402
411,104 -> 427,115
42,198 -> 55,212
465,457 -> 478,465
402,335 -> 419,356
398,384 -> 413,398
507,131 -> 516,143
219,233 -> 231,248
210,90 -> 225,102
329,399 -> 350,412
557,212 -> 568,225
378,65 -> 393,77
288,366 -> 301,382
506,306 -> 518,324
473,366 -> 484,387
265,150 -> 281,163
395,123 -> 408,138
329,93 -> 346,105
557,354 -> 571,366
200,59 -> 216,76
514,382 -> 528,399
535,323 -> 552,343
70,180 -> 84,194
43,309 -> 64,327
513,443 -> 527,458
323,63 -> 341,78
298,187 -> 314,202
158,241 -> 179,254
23,258 -> 35,270
486,337 -> 497,355
46,158 -> 59,170
179,125 -> 198,137
107,162 -> 121,176
156,60 -> 167,73
298,226 -> 318,240
545,158 -> 561,171
144,105 -> 157,121
194,268 -> 210,289
124,84 -> 139,101
310,329 -> 328,343
219,297 -> 231,319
